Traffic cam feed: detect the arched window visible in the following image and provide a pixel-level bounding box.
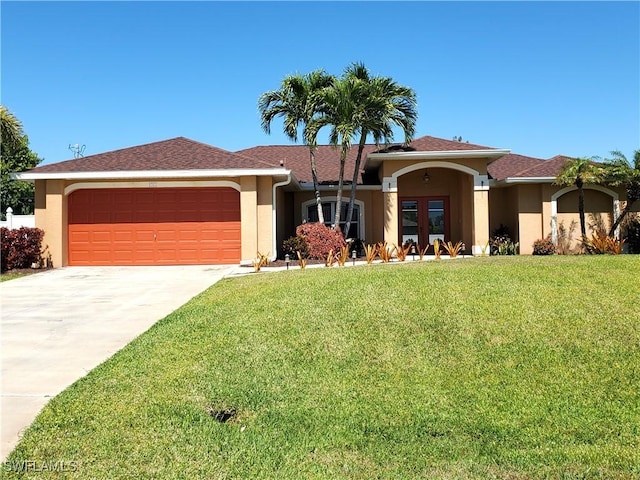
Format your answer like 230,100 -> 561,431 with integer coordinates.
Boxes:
302,198 -> 364,240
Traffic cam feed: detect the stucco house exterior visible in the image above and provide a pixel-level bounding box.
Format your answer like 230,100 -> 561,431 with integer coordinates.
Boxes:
13,135 -> 633,267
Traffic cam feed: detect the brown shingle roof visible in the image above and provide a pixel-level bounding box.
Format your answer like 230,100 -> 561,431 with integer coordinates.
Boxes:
488,153 -> 545,181
237,144 -> 379,184
27,137 -> 275,173
238,135 -> 501,184
511,155 -> 572,178
405,135 -> 496,152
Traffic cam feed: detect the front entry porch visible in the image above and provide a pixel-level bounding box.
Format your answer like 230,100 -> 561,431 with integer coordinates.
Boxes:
381,162 -> 490,255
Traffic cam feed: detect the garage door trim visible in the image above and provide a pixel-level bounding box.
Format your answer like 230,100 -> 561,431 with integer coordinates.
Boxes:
64,180 -> 241,196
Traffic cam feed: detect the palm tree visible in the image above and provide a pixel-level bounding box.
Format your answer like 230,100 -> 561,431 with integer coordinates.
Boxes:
1,105 -> 24,151
310,63 -> 417,238
604,149 -> 640,237
341,63 -> 417,239
258,71 -> 334,223
554,157 -> 605,241
306,76 -> 360,233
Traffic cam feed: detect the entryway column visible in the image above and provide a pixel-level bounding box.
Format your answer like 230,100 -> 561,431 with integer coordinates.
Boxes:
240,176 -> 258,263
472,176 -> 490,255
382,177 -> 398,245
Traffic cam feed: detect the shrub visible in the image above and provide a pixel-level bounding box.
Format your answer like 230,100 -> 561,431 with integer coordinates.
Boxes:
252,251 -> 270,272
557,220 -> 578,255
584,232 -> 625,255
378,242 -> 395,262
296,223 -> 346,260
395,243 -> 412,262
490,224 -> 518,255
532,237 -> 556,255
364,243 -> 378,264
442,240 -> 463,258
282,235 -> 310,259
433,238 -> 442,259
1,227 -> 45,272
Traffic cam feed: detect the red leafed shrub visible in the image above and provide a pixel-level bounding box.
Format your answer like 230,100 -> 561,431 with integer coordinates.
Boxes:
532,237 -> 556,256
296,223 -> 346,260
1,227 -> 45,272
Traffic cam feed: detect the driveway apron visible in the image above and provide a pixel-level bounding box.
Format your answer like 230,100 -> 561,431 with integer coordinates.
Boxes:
0,265 -> 234,460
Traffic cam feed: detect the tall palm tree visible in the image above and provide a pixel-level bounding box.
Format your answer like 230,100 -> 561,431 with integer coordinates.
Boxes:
341,63 -> 417,239
604,149 -> 640,237
554,157 -> 605,241
310,63 -> 417,238
258,71 -> 334,223
0,105 -> 24,151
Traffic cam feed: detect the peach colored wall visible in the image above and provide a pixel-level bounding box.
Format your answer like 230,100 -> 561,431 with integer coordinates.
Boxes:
383,190 -> 398,245
35,180 -> 67,267
240,176 -> 258,262
459,174 -> 474,248
557,189 -> 614,244
369,191 -> 385,243
256,176 -> 273,257
381,157 -> 489,178
488,187 -> 514,235
517,185 -> 542,255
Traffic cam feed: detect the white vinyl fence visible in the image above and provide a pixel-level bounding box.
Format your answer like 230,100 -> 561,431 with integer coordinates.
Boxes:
0,207 -> 35,230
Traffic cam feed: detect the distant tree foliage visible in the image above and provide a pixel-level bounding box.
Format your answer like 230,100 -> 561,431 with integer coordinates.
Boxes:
554,157 -> 604,242
0,106 -> 42,220
603,149 -> 640,237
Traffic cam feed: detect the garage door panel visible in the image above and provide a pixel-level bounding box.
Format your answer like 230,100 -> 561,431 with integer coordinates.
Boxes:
69,187 -> 240,265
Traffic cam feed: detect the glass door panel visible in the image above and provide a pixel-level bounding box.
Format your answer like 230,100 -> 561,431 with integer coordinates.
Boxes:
401,200 -> 419,245
427,200 -> 445,244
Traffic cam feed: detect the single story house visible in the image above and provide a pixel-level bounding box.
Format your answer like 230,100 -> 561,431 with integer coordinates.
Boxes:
13,135 -> 633,267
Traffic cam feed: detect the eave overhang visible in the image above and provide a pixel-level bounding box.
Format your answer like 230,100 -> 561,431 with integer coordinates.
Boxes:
365,149 -> 511,170
11,168 -> 293,182
298,182 -> 382,191
502,176 -> 556,184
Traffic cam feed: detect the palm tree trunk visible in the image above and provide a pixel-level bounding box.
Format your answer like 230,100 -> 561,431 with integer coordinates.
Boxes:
343,133 -> 367,239
333,146 -> 348,235
309,147 -> 324,224
608,199 -> 636,237
578,182 -> 587,240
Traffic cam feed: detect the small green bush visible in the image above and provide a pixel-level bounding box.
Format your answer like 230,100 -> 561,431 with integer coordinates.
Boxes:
490,224 -> 518,255
532,237 -> 556,255
282,235 -> 310,259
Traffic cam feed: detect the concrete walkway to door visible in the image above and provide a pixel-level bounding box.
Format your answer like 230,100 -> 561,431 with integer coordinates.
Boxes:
0,265 -> 235,460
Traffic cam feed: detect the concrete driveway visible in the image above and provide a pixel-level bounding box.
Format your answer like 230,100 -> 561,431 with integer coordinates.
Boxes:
0,265 -> 236,460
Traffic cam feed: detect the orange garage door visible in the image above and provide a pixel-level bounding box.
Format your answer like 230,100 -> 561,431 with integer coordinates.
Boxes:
68,187 -> 241,265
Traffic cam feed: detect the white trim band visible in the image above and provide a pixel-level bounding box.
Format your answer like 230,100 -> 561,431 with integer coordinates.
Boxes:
13,168 -> 291,181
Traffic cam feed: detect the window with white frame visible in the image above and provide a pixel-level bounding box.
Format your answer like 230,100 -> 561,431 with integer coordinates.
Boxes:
303,199 -> 363,240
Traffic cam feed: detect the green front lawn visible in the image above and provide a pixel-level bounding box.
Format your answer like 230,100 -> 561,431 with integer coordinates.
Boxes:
3,256 -> 639,479
0,270 -> 40,282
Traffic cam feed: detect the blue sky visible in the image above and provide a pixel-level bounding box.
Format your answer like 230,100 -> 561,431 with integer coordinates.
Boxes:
2,1 -> 639,166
